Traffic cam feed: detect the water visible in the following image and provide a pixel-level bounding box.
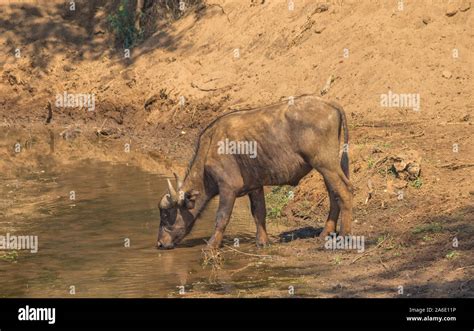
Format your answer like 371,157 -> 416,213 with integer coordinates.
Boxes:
0,159 -> 261,297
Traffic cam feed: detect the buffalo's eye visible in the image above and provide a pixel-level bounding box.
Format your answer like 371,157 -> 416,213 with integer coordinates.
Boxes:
160,208 -> 177,226
160,211 -> 170,222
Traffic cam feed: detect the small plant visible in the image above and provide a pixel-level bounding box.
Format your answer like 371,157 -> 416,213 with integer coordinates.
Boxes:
376,235 -> 387,245
422,235 -> 433,242
410,177 -> 423,189
445,251 -> 459,260
378,166 -> 397,177
412,222 -> 443,234
0,251 -> 18,263
367,157 -> 375,169
108,0 -> 141,49
333,255 -> 342,265
266,186 -> 292,220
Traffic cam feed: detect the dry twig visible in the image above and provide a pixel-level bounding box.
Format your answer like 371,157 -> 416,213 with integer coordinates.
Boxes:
439,163 -> 474,170
223,245 -> 273,258
350,236 -> 388,265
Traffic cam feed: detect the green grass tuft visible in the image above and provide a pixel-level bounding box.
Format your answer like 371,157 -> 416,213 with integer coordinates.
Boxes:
265,186 -> 293,220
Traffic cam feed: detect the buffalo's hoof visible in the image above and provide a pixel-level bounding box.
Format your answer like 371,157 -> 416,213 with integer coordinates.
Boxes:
205,239 -> 221,250
319,230 -> 335,239
338,231 -> 351,238
256,240 -> 270,248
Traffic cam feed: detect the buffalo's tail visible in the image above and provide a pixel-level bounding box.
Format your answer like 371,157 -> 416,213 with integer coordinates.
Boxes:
329,101 -> 349,179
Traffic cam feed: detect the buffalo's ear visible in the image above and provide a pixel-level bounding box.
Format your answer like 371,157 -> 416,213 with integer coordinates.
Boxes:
184,190 -> 200,209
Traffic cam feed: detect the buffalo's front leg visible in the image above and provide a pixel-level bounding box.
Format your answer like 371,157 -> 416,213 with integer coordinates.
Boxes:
248,187 -> 269,247
207,188 -> 236,249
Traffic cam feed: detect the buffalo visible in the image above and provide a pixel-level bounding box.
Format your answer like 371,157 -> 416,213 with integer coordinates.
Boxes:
156,95 -> 353,249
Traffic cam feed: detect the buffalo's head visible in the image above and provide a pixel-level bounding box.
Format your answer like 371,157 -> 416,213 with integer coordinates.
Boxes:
156,174 -> 199,249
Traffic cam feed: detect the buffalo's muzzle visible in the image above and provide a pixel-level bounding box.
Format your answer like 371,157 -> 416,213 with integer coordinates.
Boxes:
156,241 -> 175,250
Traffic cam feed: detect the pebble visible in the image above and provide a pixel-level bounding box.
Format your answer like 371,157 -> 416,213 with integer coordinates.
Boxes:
422,16 -> 432,25
442,70 -> 452,79
446,3 -> 458,16
460,0 -> 471,12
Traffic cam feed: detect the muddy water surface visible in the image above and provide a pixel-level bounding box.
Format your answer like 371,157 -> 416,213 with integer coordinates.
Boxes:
0,158 -> 273,297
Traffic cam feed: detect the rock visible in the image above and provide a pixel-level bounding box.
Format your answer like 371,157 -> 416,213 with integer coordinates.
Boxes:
63,64 -> 75,72
126,79 -> 136,88
442,70 -> 452,79
144,94 -> 158,111
446,3 -> 458,16
460,0 -> 471,11
422,16 -> 432,25
96,127 -> 122,138
393,159 -> 407,173
60,127 -> 81,140
390,150 -> 422,181
3,71 -> 23,85
314,25 -> 326,34
406,163 -> 421,179
314,3 -> 329,13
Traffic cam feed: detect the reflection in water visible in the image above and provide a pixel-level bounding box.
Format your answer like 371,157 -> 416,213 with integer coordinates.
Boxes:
0,159 -> 259,297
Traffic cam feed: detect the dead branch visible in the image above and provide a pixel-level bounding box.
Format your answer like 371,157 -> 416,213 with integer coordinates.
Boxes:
365,179 -> 373,205
229,262 -> 259,275
353,121 -> 423,128
378,256 -> 390,271
96,118 -> 108,136
440,122 -> 472,125
223,245 -> 273,258
350,236 -> 388,265
439,163 -> 474,170
45,102 -> 53,124
456,265 -> 474,271
320,75 -> 334,96
406,131 -> 425,138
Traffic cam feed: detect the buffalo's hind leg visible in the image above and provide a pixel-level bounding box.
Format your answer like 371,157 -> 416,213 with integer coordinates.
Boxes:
319,178 -> 341,238
312,159 -> 353,237
248,187 -> 270,247
321,168 -> 352,236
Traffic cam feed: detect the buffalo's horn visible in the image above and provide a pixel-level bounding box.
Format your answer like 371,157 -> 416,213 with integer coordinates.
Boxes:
167,179 -> 178,202
159,193 -> 172,209
173,172 -> 183,189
